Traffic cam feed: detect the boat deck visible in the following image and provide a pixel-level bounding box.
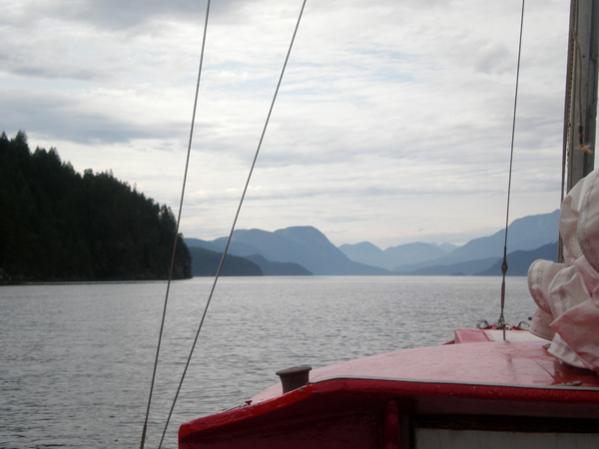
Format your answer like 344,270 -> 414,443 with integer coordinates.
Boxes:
251,329 -> 599,403
179,330 -> 599,449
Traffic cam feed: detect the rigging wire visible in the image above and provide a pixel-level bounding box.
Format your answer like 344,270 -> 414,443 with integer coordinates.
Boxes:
498,0 -> 526,341
138,1 -> 211,448
156,1 -> 308,447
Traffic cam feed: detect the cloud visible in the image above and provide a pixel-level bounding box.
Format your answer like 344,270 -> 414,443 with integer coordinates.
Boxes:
0,89 -> 187,143
0,0 -> 573,246
2,0 -> 255,30
0,49 -> 98,81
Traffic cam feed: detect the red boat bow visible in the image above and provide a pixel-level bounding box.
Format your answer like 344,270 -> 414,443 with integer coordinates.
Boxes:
179,329 -> 599,448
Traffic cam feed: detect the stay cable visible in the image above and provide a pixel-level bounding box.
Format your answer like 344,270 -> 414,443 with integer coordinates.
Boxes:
498,0 -> 526,341
139,1 -> 211,448
156,1 -> 308,447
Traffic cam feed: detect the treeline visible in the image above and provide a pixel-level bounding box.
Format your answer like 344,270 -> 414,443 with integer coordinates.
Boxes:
0,131 -> 191,283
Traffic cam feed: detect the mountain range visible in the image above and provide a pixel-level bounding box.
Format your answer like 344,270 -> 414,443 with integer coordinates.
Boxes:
186,227 -> 390,276
340,210 -> 559,272
477,242 -> 558,276
186,210 -> 560,277
415,210 -> 559,268
339,241 -> 455,271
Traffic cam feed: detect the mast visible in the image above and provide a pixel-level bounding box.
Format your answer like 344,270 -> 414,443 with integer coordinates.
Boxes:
558,0 -> 598,263
564,0 -> 598,191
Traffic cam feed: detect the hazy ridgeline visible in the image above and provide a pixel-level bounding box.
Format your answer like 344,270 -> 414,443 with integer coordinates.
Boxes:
0,131 -> 191,283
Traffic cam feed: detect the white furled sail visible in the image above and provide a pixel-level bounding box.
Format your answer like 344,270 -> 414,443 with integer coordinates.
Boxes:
528,168 -> 599,372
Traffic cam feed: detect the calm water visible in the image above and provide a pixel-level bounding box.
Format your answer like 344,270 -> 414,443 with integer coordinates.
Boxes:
0,276 -> 533,449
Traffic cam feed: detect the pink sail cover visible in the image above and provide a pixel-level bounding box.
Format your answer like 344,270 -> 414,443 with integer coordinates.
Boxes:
528,168 -> 599,372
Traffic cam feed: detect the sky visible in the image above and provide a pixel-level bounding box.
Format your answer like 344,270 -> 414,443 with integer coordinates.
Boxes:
1,0 -> 574,247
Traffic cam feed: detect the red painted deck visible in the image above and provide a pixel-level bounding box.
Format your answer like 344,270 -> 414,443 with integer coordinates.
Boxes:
179,330 -> 599,449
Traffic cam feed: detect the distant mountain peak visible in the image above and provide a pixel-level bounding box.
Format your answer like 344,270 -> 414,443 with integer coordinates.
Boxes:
340,241 -> 382,251
339,240 -> 448,270
438,242 -> 458,252
276,225 -> 328,238
279,225 -> 321,232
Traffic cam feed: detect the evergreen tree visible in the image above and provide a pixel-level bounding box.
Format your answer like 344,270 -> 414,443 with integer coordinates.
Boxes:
0,131 -> 192,283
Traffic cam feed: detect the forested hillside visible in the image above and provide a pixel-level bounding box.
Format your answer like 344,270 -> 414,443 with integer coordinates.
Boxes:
188,247 -> 262,276
0,131 -> 191,283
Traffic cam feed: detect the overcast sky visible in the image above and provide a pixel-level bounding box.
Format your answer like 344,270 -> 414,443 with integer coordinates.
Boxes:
2,0 -> 573,247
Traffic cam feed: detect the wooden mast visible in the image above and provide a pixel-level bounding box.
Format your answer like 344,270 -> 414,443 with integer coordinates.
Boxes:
558,0 -> 598,262
564,0 -> 598,190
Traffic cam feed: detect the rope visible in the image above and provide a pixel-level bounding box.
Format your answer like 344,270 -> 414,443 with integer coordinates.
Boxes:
498,0 -> 525,341
138,1 -> 211,448
156,1 -> 308,447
